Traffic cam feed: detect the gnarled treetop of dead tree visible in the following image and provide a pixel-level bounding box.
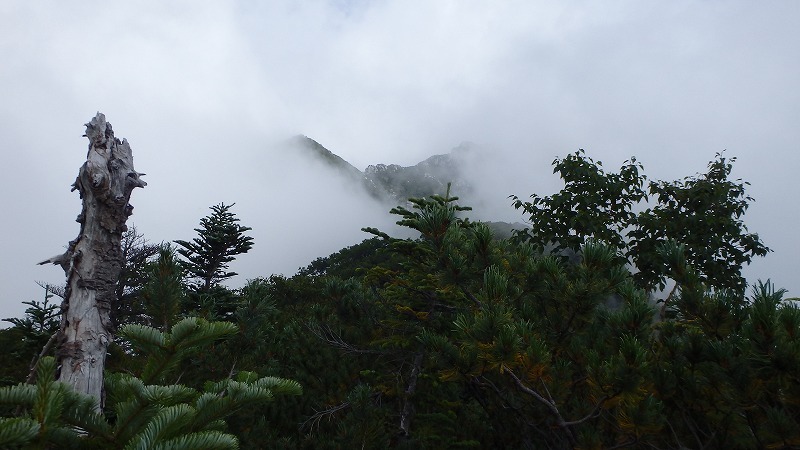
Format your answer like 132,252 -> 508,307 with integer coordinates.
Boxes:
78,112 -> 146,203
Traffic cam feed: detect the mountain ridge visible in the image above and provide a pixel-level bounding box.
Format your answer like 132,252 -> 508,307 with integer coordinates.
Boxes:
292,135 -> 473,205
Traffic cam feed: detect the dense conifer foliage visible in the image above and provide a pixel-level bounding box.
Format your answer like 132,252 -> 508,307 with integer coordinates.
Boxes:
2,151 -> 797,448
0,319 -> 300,448
175,203 -> 254,292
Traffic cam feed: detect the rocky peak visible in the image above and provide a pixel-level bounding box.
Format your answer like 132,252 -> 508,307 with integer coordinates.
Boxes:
295,136 -> 474,205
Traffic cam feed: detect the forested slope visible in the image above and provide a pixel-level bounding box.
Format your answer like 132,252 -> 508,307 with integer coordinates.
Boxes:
2,151 -> 797,449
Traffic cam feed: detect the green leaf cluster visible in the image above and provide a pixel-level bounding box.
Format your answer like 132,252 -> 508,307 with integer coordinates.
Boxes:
512,150 -> 769,293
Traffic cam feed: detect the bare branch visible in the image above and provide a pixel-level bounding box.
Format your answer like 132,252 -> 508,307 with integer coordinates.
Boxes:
562,394 -> 610,427
399,352 -> 423,438
37,251 -> 71,275
308,323 -> 383,355
35,281 -> 66,299
301,401 -> 352,431
24,332 -> 59,384
460,285 -> 483,309
658,281 -> 680,321
507,369 -> 576,446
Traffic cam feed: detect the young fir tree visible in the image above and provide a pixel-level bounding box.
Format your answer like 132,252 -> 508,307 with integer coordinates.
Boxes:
141,245 -> 185,332
174,204 -> 253,321
175,203 -> 254,292
113,226 -> 162,327
0,286 -> 61,387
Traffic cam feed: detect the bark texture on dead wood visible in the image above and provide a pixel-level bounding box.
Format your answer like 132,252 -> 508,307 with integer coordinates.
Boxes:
41,113 -> 145,410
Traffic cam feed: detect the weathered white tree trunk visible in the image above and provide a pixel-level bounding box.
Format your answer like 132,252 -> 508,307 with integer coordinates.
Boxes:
39,113 -> 145,410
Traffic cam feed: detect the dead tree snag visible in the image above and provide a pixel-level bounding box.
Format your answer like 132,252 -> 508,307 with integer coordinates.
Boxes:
39,113 -> 145,410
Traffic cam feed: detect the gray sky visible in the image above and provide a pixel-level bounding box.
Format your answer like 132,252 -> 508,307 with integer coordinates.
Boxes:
1,0 -> 798,323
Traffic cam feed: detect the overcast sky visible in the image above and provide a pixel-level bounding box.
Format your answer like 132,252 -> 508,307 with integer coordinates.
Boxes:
1,1 -> 798,323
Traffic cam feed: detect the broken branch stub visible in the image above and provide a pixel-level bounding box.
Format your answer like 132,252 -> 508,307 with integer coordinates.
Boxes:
43,112 -> 145,410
